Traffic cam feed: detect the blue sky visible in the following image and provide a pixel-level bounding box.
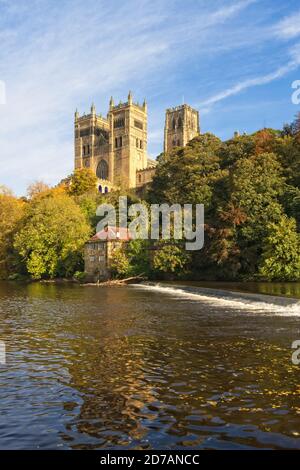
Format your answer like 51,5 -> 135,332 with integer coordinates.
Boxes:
0,0 -> 300,195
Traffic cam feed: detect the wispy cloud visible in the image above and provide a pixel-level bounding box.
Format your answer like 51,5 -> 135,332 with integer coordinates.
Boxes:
274,9 -> 300,39
0,0 -> 299,194
0,81 -> 5,104
0,0 -> 258,194
199,42 -> 300,108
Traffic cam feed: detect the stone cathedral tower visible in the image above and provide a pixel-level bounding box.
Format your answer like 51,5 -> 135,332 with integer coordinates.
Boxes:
108,91 -> 148,188
74,95 -> 200,192
74,92 -> 152,191
164,104 -> 200,154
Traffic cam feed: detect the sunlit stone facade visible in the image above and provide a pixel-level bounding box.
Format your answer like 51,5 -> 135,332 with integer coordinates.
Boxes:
75,94 -> 199,191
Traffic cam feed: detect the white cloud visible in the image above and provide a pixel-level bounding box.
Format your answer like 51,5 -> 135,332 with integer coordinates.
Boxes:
0,0 -> 298,194
0,0 -> 258,194
274,10 -> 300,39
198,43 -> 300,108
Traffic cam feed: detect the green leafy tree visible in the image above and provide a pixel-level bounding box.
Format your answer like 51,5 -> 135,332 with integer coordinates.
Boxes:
219,134 -> 256,167
275,134 -> 300,187
0,192 -> 25,278
280,185 -> 300,228
293,112 -> 300,137
14,189 -> 91,279
153,243 -> 190,276
230,152 -> 285,276
259,215 -> 300,281
110,246 -> 130,278
110,240 -> 151,279
126,239 -> 151,276
148,133 -> 223,210
74,192 -> 102,229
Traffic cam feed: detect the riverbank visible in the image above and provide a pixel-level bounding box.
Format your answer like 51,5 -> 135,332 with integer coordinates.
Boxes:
2,277 -> 300,299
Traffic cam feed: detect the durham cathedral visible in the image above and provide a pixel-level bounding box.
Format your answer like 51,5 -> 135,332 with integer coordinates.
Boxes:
74,92 -> 200,192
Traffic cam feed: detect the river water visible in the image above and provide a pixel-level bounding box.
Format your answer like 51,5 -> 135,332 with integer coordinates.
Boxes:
0,280 -> 300,449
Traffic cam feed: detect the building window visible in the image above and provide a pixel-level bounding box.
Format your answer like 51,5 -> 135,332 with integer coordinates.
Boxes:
114,117 -> 125,128
99,185 -> 102,193
104,186 -> 108,193
172,118 -> 176,130
115,136 -> 123,148
83,144 -> 90,155
96,160 -> 108,180
80,128 -> 90,137
138,174 -> 142,183
136,138 -> 139,148
134,119 -> 143,130
178,116 -> 182,128
140,140 -> 143,149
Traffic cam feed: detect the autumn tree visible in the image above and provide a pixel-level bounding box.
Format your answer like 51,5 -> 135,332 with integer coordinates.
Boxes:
27,181 -> 50,199
67,168 -> 97,196
14,190 -> 90,279
0,192 -> 25,278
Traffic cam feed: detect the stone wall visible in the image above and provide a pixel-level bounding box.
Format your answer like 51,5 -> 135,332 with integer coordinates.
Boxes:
84,239 -> 127,281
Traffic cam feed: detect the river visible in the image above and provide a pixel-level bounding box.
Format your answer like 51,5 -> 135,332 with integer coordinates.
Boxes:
0,280 -> 300,449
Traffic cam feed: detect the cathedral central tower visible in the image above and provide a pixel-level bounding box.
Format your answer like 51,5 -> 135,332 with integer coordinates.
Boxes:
74,92 -> 148,190
108,91 -> 148,188
74,95 -> 199,191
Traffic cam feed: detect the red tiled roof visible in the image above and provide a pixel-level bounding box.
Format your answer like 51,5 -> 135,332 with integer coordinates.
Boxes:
90,226 -> 132,241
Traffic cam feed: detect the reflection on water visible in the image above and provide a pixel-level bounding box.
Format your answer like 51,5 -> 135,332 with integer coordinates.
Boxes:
0,281 -> 300,449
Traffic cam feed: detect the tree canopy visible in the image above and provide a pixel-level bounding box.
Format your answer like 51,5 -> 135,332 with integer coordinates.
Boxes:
14,189 -> 90,279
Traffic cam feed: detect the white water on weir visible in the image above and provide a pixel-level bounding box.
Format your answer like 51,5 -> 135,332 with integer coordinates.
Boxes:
132,283 -> 300,316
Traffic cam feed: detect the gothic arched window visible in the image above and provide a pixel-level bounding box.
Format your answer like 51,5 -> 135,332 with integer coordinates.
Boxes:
178,116 -> 182,128
172,118 -> 176,130
96,160 -> 108,180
